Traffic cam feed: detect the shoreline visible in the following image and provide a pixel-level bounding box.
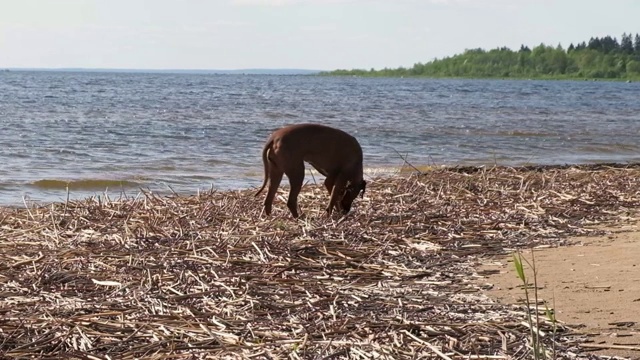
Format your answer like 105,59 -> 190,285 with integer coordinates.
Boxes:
4,161 -> 640,210
317,73 -> 640,82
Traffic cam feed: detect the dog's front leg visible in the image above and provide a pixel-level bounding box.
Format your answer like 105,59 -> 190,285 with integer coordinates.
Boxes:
285,163 -> 305,218
323,175 -> 336,195
326,175 -> 347,216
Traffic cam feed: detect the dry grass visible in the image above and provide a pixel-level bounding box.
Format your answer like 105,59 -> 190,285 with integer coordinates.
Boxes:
1,163 -> 640,359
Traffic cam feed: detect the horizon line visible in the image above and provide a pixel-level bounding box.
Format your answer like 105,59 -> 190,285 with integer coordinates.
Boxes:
2,67 -> 326,75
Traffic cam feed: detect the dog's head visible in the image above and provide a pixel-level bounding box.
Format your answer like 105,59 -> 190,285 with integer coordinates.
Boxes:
340,179 -> 367,214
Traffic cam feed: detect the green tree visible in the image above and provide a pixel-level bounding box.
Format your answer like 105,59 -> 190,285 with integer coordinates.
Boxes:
550,46 -> 569,74
627,60 -> 640,75
588,37 -> 601,51
621,33 -> 634,54
321,32 -> 640,80
601,36 -> 620,53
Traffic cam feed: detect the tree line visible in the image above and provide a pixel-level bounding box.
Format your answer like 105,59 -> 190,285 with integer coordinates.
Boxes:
322,33 -> 640,80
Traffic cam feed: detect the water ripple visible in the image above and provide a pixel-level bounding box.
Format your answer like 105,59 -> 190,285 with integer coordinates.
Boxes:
1,72 -> 640,205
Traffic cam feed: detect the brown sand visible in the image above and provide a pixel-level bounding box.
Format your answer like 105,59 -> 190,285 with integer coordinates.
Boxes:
479,223 -> 640,359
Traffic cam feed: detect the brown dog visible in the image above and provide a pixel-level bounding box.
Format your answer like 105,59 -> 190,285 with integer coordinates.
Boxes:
255,123 -> 367,218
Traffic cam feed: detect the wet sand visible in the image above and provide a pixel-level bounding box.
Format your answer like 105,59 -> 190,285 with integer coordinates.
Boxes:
479,223 -> 640,359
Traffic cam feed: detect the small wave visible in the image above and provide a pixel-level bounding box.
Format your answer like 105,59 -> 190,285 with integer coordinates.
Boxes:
30,179 -> 141,190
496,130 -> 552,137
245,165 -> 437,180
264,111 -> 298,119
364,165 -> 436,176
204,158 -> 233,166
463,130 -> 552,137
579,144 -> 639,154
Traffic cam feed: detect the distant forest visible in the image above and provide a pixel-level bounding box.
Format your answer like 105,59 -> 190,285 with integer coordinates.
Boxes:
322,33 -> 640,80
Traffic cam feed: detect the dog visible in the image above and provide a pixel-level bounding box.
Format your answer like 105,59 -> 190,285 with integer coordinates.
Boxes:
255,123 -> 367,218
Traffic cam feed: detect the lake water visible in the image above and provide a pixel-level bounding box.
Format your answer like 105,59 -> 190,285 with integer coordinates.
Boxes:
1,71 -> 639,206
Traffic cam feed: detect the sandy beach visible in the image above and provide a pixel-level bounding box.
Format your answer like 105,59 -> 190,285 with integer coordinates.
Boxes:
1,163 -> 639,359
479,224 -> 640,359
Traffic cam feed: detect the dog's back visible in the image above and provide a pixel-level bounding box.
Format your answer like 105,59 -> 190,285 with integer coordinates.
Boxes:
272,123 -> 362,173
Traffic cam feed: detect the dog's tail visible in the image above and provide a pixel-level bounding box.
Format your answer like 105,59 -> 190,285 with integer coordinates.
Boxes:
254,140 -> 272,197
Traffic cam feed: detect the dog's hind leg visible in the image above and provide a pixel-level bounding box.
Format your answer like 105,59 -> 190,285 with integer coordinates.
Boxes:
285,163 -> 305,218
264,167 -> 284,216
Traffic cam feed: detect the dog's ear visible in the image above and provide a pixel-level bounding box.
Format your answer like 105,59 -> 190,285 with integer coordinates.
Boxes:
360,180 -> 367,198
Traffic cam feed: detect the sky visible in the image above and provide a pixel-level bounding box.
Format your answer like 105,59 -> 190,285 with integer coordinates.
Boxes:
1,0 -> 638,71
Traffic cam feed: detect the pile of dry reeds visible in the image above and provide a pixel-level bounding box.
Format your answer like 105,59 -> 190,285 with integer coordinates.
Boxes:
1,163 -> 639,359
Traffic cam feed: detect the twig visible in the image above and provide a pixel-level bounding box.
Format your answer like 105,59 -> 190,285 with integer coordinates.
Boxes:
22,196 -> 35,221
390,147 -> 425,174
579,343 -> 640,351
402,330 -> 453,360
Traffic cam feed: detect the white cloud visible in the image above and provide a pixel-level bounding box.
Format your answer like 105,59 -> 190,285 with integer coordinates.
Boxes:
428,0 -> 511,5
231,0 -> 291,5
231,0 -> 356,6
230,0 -> 511,7
300,23 -> 338,32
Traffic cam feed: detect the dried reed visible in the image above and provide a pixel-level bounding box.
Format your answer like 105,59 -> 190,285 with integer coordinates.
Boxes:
1,163 -> 639,359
